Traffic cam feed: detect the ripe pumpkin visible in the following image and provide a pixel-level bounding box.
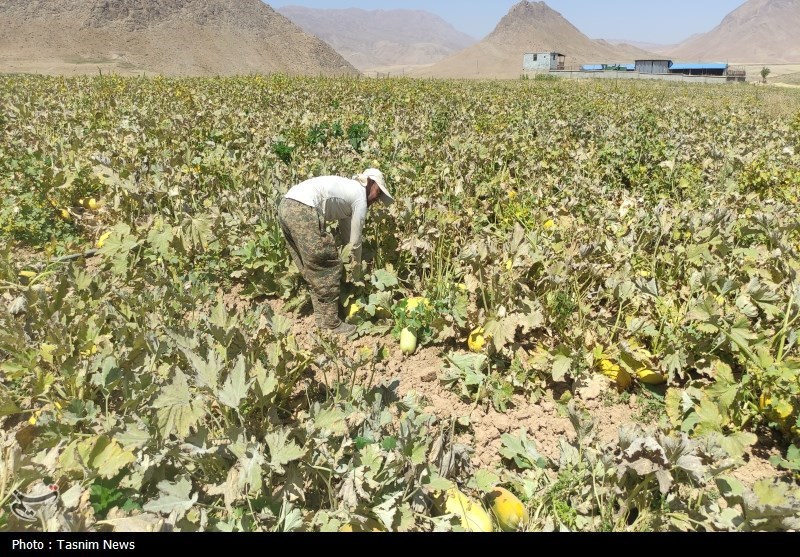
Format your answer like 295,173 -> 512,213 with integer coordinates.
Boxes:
486,487 -> 527,532
468,327 -> 486,352
636,368 -> 666,385
599,359 -> 632,390
443,488 -> 493,532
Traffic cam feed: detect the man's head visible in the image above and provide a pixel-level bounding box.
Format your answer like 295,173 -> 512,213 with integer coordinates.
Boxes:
366,178 -> 382,207
358,168 -> 394,208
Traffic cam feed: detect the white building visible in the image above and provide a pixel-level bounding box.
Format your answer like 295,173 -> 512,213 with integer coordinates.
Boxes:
523,52 -> 566,71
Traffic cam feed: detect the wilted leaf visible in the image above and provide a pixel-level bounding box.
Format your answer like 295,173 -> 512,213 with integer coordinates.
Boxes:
217,357 -> 250,410
142,476 -> 197,517
265,429 -> 305,474
718,431 -> 757,460
313,406 -> 348,435
153,369 -> 206,438
551,351 -> 572,382
181,348 -> 223,390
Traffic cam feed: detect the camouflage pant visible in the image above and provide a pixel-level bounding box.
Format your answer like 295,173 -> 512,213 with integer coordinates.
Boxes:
278,198 -> 342,329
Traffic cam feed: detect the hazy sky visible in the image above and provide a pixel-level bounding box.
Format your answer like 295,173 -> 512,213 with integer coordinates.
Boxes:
267,0 -> 748,44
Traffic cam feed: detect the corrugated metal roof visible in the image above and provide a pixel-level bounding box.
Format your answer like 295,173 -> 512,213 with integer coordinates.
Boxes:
670,63 -> 728,70
580,64 -> 636,71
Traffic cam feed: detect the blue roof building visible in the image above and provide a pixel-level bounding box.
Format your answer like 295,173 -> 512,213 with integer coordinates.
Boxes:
669,62 -> 728,76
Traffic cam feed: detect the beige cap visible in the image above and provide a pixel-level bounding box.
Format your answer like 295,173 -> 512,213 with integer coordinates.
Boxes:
355,168 -> 394,206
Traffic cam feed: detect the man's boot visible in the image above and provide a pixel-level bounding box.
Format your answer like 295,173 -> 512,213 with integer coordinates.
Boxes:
315,298 -> 356,337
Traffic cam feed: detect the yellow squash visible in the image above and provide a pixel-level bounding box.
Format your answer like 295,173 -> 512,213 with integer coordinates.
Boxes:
444,488 -> 494,532
636,368 -> 666,385
468,327 -> 486,352
599,359 -> 632,390
486,487 -> 527,532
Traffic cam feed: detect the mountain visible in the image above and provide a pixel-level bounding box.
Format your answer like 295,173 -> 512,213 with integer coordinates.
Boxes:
277,6 -> 476,72
0,0 -> 358,76
605,39 -> 681,56
411,1 -> 658,79
667,0 -> 800,63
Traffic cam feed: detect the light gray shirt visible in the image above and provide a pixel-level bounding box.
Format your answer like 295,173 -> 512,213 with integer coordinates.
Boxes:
284,176 -> 368,263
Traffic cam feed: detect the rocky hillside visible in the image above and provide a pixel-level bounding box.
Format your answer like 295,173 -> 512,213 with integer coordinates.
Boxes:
0,0 -> 359,76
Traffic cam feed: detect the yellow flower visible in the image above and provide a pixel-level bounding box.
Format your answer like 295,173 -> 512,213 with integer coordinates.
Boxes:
28,410 -> 42,426
508,190 -> 518,200
543,219 -> 555,230
96,231 -> 112,249
505,260 -> 513,271
406,297 -> 431,312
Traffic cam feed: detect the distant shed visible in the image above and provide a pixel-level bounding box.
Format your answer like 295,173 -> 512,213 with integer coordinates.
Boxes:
635,59 -> 673,74
669,63 -> 728,77
524,52 -> 566,71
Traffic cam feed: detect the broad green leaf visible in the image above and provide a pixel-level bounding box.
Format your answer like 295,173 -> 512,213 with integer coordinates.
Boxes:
470,469 -> 500,492
499,431 -> 548,470
142,477 -> 198,516
425,473 -> 456,492
58,435 -> 135,479
716,476 -> 745,501
147,219 -> 175,257
447,352 -> 486,372
313,406 -> 347,435
265,429 -> 305,474
408,440 -> 427,466
705,361 -> 739,411
181,347 -> 222,390
718,431 -> 757,460
484,317 -> 517,351
93,438 -> 137,479
252,360 -> 277,398
153,369 -> 206,438
270,314 -> 293,336
665,388 -> 683,427
729,318 -> 757,354
551,352 -> 572,382
395,503 -> 416,532
217,356 -> 250,410
117,422 -> 150,450
278,503 -> 304,532
98,223 -> 140,275
0,395 -> 21,417
372,495 -> 398,531
693,396 -> 724,434
239,449 -> 265,495
372,268 -> 398,291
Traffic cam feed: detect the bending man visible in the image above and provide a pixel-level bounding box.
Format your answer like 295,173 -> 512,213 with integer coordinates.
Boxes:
278,168 -> 394,336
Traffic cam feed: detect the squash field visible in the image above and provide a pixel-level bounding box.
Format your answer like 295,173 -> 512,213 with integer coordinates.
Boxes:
1,75 -> 800,531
